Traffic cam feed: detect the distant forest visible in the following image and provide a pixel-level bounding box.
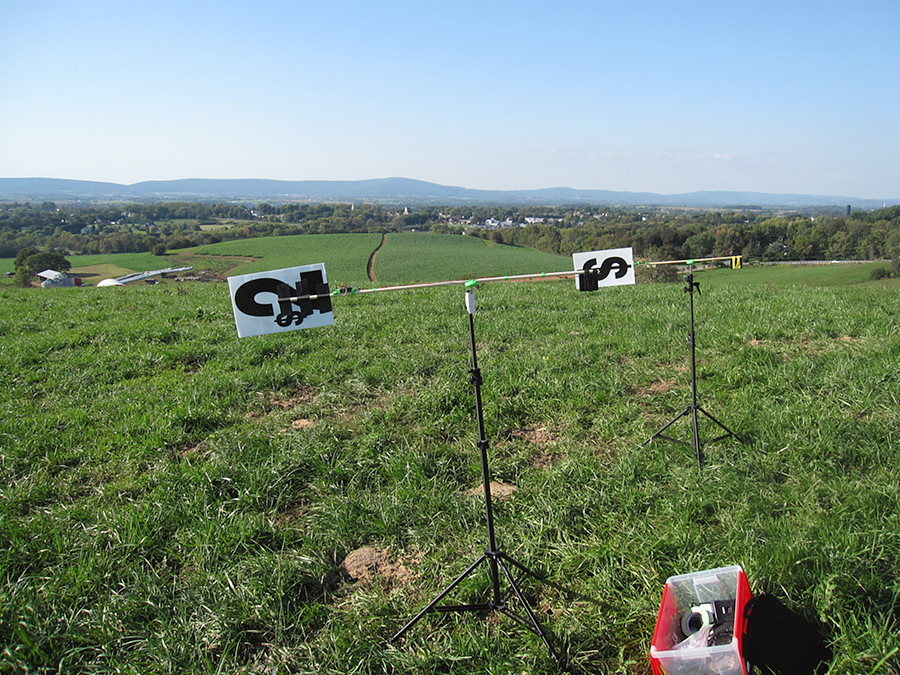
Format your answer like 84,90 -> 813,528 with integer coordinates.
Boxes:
1,200 -> 898,264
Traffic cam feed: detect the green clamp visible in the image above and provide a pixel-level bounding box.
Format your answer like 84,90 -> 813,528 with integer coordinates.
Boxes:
465,279 -> 478,288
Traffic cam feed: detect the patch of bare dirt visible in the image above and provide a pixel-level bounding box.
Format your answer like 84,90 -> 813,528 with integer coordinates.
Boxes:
632,379 -> 678,397
465,481 -> 517,501
341,546 -> 415,584
532,451 -> 560,469
174,268 -> 223,282
271,386 -> 317,409
274,500 -> 307,528
511,426 -> 557,445
178,440 -> 209,460
278,417 -> 316,433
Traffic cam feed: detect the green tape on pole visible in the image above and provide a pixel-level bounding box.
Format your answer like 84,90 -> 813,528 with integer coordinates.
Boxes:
465,279 -> 478,288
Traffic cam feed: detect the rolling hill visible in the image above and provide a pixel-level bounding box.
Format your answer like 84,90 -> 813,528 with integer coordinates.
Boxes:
1,176 -> 896,209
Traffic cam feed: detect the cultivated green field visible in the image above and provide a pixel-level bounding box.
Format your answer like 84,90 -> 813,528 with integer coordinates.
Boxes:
180,232 -> 572,288
373,232 -> 572,284
5,233 -> 570,290
4,233 -> 891,291
1,248 -> 898,673
186,233 -> 385,287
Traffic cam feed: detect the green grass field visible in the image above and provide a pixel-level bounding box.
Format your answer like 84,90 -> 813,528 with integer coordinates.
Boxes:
3,233 -> 892,291
373,233 -> 572,284
1,241 -> 898,673
181,232 -> 572,288
186,233 -> 384,287
0,252 -> 174,279
704,261 -> 895,288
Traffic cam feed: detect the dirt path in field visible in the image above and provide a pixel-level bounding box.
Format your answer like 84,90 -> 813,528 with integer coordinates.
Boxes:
169,253 -> 259,279
367,233 -> 385,283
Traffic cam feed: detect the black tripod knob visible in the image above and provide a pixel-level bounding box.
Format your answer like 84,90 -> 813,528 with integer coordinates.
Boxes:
684,273 -> 700,295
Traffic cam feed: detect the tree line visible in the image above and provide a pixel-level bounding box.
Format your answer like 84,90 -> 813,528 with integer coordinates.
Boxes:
1,200 -> 898,267
472,207 -> 900,263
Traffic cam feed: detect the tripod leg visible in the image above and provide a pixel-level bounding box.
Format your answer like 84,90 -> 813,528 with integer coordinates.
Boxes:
391,554 -> 488,643
640,406 -> 692,448
495,556 -> 559,662
697,406 -> 744,444
691,404 -> 702,468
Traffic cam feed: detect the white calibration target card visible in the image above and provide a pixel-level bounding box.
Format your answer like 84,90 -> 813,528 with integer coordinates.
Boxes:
572,247 -> 635,289
228,263 -> 334,338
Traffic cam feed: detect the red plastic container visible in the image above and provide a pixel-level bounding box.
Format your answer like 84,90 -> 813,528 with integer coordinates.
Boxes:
650,565 -> 752,675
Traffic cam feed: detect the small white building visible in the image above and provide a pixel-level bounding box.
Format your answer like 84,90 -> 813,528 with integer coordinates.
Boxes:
37,269 -> 81,288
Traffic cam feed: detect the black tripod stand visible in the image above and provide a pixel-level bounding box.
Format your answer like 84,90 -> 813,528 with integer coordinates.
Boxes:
390,282 -> 558,663
641,270 -> 742,468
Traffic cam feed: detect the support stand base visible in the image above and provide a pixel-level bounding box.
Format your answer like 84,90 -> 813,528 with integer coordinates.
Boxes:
641,403 -> 743,468
390,549 -> 558,663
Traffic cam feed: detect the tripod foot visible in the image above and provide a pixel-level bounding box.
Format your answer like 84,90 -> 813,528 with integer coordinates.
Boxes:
390,550 -> 560,665
642,405 -> 742,468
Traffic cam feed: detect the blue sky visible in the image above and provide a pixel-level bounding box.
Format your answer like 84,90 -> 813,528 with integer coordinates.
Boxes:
1,0 -> 898,197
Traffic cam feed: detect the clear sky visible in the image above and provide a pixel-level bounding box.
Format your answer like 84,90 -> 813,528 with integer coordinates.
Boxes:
1,0 -> 898,198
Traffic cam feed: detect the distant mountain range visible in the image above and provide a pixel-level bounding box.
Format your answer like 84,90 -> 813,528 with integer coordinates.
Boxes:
0,177 -> 896,209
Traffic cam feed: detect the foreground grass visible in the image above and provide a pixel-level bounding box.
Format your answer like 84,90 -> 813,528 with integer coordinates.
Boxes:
0,270 -> 898,673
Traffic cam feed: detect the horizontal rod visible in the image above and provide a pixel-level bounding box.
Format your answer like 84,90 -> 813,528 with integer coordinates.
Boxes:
354,270 -> 577,293
280,270 -> 577,302
279,255 -> 739,303
640,255 -> 737,267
